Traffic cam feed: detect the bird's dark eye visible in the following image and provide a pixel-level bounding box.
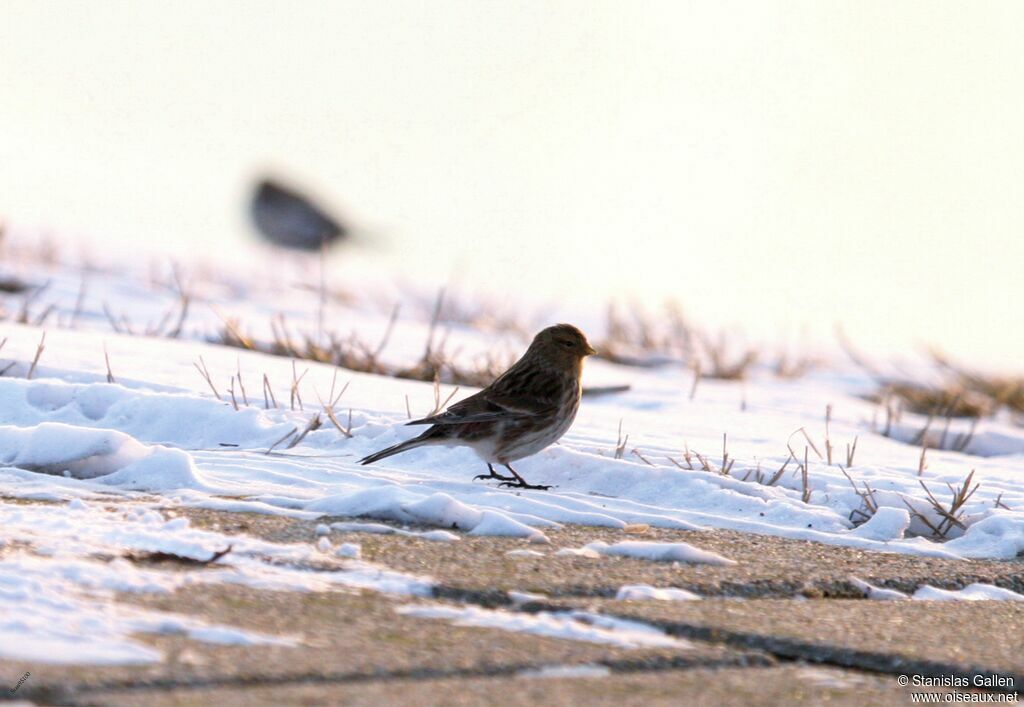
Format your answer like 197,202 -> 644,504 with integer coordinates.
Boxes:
560,340 -> 574,348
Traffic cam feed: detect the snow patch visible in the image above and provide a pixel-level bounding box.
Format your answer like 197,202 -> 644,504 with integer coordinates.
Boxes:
555,546 -> 603,559
314,491 -> 546,539
943,513 -> 1024,560
583,540 -> 736,566
912,584 -> 1024,601
0,498 -> 434,664
396,605 -> 690,649
506,549 -> 546,558
847,507 -> 910,542
0,422 -> 150,478
336,542 -> 362,559
848,576 -> 909,601
330,521 -> 460,542
0,552 -> 300,665
615,585 -> 701,601
518,664 -> 612,679
849,577 -> 1024,602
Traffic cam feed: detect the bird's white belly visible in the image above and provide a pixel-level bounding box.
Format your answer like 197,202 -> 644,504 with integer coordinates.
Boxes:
463,435 -> 500,463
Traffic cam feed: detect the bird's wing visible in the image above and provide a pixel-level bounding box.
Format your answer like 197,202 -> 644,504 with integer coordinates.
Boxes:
405,387 -> 558,426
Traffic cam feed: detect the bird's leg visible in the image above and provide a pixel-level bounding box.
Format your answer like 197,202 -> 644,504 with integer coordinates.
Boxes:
497,463 -> 552,491
473,463 -> 516,482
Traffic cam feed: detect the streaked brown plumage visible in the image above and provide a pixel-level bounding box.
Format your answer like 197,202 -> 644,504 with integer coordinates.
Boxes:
359,324 -> 596,490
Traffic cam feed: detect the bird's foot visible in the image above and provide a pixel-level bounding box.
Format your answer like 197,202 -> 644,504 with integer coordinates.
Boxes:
473,471 -> 516,482
498,480 -> 552,491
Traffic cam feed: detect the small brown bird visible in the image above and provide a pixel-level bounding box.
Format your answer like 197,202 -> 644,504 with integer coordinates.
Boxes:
359,324 -> 596,490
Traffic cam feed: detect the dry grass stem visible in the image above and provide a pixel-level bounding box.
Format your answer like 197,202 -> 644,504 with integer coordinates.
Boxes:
700,332 -> 758,381
689,361 -> 701,401
193,356 -> 221,400
774,352 -> 816,379
213,301 -> 507,390
266,427 -> 298,454
597,301 -> 693,368
103,303 -> 136,336
765,453 -> 793,487
613,420 -> 629,460
720,433 -> 735,476
631,449 -> 654,466
740,460 -> 762,483
423,375 -> 460,418
323,405 -> 354,438
290,361 -> 308,411
840,467 -> 879,525
788,427 -> 822,461
800,447 -> 811,503
227,376 -> 240,411
235,360 -> 249,406
262,373 -> 278,409
904,470 -> 979,540
27,332 -> 46,380
845,436 -> 859,467
316,376 -> 354,438
824,405 -> 833,465
667,443 -> 695,471
104,345 -> 115,384
693,452 -> 713,472
286,413 -> 323,449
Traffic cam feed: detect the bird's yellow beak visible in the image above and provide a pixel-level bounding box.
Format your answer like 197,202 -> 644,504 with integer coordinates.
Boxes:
585,343 -> 598,356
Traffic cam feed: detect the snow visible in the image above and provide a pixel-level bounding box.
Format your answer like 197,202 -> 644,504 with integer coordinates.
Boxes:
912,584 -> 1024,602
0,498 -> 433,664
850,577 -> 1024,602
2,320 -> 1022,560
0,422 -> 151,479
615,585 -> 702,601
0,550 -> 302,665
335,542 -> 362,559
581,541 -> 736,566
554,546 -> 603,559
396,605 -> 690,649
848,577 -> 910,601
506,549 -> 546,558
330,521 -> 459,542
943,513 -> 1024,560
2,246 -> 1024,665
518,664 -> 612,679
846,507 -> 911,542
183,625 -> 297,646
5,312 -> 1018,561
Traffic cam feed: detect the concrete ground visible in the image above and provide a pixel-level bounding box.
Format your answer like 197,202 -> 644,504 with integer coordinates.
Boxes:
4,503 -> 1022,706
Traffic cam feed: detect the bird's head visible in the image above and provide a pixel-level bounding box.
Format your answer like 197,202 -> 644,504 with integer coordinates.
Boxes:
529,324 -> 597,368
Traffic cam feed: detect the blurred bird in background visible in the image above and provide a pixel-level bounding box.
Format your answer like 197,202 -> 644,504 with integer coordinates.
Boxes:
250,177 -> 348,251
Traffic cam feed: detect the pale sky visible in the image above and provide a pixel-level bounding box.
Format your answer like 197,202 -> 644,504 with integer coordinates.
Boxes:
1,1 -> 1021,366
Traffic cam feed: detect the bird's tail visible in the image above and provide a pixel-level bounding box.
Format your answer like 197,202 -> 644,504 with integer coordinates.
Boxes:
359,432 -> 433,465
